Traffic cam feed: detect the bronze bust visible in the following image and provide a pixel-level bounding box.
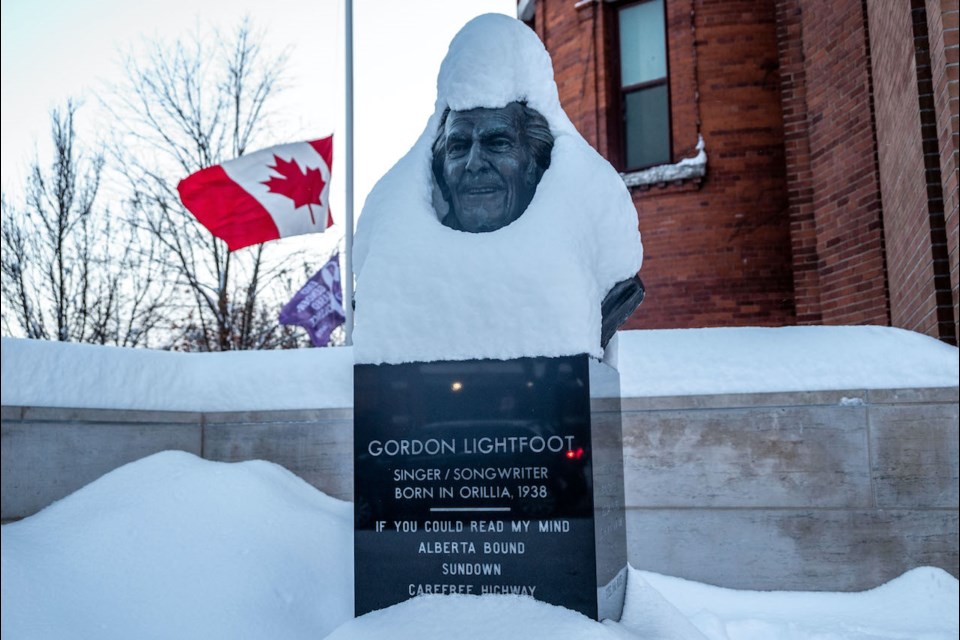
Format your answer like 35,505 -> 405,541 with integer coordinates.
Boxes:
432,101 -> 644,347
432,102 -> 552,233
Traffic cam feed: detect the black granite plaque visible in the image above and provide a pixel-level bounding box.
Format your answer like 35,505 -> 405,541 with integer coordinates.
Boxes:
354,354 -> 598,618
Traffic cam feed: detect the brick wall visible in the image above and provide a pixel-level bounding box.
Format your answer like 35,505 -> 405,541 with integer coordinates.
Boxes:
925,0 -> 959,341
542,0 -> 797,329
777,0 -> 890,327
866,0 -> 958,344
867,1 -> 942,337
775,0 -> 822,324
536,0 -> 958,336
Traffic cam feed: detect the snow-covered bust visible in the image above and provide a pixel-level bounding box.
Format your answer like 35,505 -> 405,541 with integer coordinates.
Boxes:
352,14 -> 643,365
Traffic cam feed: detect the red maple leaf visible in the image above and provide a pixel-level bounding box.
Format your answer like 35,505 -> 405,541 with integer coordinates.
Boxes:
262,155 -> 326,225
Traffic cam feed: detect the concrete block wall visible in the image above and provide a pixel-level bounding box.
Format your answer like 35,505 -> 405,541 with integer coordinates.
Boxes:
1,406 -> 203,519
621,387 -> 959,590
0,406 -> 355,520
203,409 -> 354,501
2,386 -> 957,591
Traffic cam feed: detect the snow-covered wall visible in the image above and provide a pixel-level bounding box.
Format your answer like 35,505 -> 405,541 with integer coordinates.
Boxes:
3,340 -> 956,589
3,327 -> 957,588
2,327 -> 956,411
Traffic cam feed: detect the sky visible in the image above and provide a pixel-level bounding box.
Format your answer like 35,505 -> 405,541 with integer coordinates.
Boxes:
0,0 -> 515,260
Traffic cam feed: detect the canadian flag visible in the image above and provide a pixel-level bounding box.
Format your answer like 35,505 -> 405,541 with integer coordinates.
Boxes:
177,136 -> 333,251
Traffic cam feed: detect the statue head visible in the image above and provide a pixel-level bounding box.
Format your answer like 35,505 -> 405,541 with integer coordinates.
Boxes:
432,101 -> 553,233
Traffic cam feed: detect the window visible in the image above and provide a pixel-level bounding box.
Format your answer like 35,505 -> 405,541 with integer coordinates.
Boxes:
618,0 -> 671,170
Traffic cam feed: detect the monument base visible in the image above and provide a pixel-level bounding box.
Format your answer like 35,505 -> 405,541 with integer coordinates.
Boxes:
353,355 -> 627,620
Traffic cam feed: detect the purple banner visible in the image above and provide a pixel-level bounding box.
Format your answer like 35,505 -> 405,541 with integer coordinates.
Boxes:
279,253 -> 346,347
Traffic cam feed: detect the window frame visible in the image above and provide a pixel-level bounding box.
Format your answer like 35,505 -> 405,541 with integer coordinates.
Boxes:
614,0 -> 674,172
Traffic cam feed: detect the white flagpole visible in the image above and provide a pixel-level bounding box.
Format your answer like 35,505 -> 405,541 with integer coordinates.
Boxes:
344,0 -> 355,345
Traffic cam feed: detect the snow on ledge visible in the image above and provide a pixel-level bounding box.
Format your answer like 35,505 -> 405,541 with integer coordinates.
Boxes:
1,326 -> 956,412
621,135 -> 707,188
0,338 -> 354,412
616,326 -> 958,398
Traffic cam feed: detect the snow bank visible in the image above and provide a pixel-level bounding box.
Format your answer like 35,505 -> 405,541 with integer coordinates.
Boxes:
2,452 -> 956,640
0,337 -> 353,411
615,326 -> 959,397
625,566 -> 959,640
2,326 -> 955,410
352,14 -> 643,364
324,595 -> 624,640
0,451 -> 353,640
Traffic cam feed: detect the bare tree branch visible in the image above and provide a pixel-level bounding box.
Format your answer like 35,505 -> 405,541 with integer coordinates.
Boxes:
1,102 -> 170,346
105,18 -> 306,351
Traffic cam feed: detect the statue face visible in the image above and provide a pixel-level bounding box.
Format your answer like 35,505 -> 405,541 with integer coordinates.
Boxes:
439,103 -> 539,233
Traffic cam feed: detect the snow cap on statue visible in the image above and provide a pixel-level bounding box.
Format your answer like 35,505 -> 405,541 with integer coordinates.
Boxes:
352,14 -> 643,365
435,14 -> 572,133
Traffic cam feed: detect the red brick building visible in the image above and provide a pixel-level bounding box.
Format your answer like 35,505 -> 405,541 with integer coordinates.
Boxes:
521,0 -> 959,344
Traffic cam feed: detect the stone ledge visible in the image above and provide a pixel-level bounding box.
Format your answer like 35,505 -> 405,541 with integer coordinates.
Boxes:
0,406 -> 23,420
20,406 -> 202,424
204,408 -> 354,424
620,387 -> 959,411
867,387 -> 959,404
620,389 -> 869,411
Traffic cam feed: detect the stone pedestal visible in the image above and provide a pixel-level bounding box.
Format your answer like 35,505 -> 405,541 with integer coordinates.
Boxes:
353,355 -> 627,619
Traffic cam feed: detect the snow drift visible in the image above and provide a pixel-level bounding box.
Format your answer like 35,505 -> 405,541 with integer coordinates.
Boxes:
0,452 -> 353,640
2,452 -> 956,640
